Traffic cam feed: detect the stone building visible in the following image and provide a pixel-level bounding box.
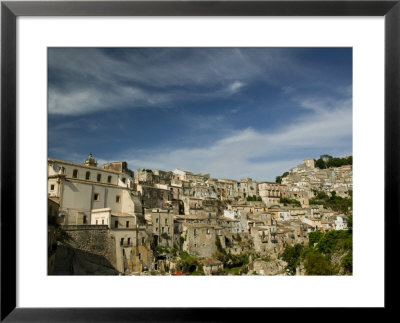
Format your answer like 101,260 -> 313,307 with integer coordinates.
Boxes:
135,169 -> 154,184
201,258 -> 224,275
137,184 -> 172,211
181,222 -> 218,258
48,155 -> 139,225
112,226 -> 152,273
238,178 -> 259,198
48,155 -> 153,274
145,209 -> 175,248
258,182 -> 288,205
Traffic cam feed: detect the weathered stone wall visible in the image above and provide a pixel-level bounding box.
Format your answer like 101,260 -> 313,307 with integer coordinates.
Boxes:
184,226 -> 217,258
251,259 -> 286,275
54,226 -> 118,275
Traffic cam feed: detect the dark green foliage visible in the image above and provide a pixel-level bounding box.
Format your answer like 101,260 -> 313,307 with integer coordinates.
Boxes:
246,195 -> 261,201
304,230 -> 352,275
213,237 -> 249,274
341,251 -> 353,274
280,197 -> 301,207
310,190 -> 352,215
316,230 -> 352,258
308,231 -> 324,247
178,251 -> 200,274
347,214 -> 352,233
275,171 -> 289,184
317,191 -> 329,200
315,158 -> 326,169
281,244 -> 304,275
304,252 -> 334,275
315,155 -> 352,169
280,230 -> 353,275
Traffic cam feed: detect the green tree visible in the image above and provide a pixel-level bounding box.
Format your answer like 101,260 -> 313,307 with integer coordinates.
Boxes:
347,214 -> 352,233
304,253 -> 333,275
315,158 -> 326,169
308,231 -> 324,248
317,191 -> 329,200
281,244 -> 304,275
275,172 -> 289,184
341,250 -> 353,274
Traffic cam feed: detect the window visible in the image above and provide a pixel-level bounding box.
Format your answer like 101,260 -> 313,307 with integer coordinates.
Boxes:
85,172 -> 90,180
155,227 -> 158,232
161,227 -> 165,233
102,219 -> 104,225
122,178 -> 126,184
107,175 -> 112,183
194,229 -> 197,236
97,174 -> 101,182
115,220 -> 118,228
156,218 -> 159,224
168,227 -> 170,234
207,229 -> 210,235
50,184 -> 55,191
127,238 -> 131,245
116,195 -> 121,203
72,169 -> 78,178
83,216 -> 87,224
165,219 -> 168,225
138,253 -> 141,260
126,221 -> 129,228
141,237 -> 145,245
94,193 -> 100,201
120,238 -> 124,246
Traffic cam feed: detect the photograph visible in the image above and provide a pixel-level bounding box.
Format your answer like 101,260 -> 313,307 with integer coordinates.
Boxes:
47,47 -> 353,276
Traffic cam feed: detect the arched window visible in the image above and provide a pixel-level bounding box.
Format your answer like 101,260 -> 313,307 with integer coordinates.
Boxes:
72,169 -> 78,178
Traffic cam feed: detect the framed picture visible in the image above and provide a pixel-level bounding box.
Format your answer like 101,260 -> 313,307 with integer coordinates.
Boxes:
1,0 -> 397,320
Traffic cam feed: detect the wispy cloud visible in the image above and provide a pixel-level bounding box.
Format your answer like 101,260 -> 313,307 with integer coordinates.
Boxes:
228,81 -> 245,94
48,48 -> 294,116
108,95 -> 352,181
48,48 -> 352,180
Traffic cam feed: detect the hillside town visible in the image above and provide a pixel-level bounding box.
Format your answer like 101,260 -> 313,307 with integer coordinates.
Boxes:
48,154 -> 352,276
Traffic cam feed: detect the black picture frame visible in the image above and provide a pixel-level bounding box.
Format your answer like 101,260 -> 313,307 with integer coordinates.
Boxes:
1,0 -> 398,321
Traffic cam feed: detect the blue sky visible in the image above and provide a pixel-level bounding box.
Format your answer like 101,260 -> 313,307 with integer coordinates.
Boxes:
48,48 -> 352,181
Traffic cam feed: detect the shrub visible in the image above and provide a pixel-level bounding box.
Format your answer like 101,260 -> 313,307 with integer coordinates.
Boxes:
281,244 -> 304,275
341,250 -> 353,274
308,231 -> 324,248
304,253 -> 333,275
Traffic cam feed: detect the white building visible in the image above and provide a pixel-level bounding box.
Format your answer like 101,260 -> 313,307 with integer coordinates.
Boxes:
48,155 -> 142,225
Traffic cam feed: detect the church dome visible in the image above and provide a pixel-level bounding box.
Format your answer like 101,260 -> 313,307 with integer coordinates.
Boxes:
84,153 -> 98,167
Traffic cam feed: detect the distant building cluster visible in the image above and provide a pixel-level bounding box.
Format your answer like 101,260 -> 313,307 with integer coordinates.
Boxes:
282,158 -> 353,201
48,154 -> 351,275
